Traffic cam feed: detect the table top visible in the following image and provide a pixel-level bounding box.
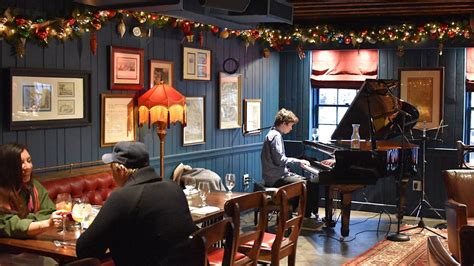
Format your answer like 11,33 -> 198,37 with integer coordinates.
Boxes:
0,191 -> 246,262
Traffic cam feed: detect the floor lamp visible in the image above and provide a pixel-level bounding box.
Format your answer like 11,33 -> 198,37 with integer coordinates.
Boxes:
138,83 -> 186,177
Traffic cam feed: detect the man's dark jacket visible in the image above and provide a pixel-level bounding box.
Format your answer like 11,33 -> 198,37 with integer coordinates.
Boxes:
76,166 -> 196,265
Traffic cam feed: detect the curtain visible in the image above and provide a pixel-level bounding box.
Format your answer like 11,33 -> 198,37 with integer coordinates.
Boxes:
311,50 -> 378,88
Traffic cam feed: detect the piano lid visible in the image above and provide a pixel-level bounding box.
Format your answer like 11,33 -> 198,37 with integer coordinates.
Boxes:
331,79 -> 419,141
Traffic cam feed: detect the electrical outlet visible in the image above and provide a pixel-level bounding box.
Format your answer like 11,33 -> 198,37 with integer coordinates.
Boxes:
243,174 -> 250,187
412,180 -> 422,191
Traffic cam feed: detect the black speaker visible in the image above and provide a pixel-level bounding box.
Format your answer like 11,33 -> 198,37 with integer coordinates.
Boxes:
199,0 -> 251,12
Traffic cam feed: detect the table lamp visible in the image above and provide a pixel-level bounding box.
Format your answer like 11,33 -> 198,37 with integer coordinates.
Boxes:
138,83 -> 186,177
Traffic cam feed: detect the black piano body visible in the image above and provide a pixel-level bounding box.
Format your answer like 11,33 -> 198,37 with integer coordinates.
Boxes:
299,79 -> 419,237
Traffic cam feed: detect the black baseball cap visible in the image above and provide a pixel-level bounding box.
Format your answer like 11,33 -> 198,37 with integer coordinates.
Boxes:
102,141 -> 150,169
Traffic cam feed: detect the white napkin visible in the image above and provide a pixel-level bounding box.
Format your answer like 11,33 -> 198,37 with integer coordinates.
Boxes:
190,206 -> 220,216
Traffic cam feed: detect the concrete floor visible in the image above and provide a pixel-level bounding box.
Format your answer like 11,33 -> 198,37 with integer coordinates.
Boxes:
247,207 -> 445,266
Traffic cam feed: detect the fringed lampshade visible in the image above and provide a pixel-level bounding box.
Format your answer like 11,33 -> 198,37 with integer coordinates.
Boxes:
138,83 -> 186,177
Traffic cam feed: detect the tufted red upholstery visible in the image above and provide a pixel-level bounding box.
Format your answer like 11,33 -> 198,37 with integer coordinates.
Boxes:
40,171 -> 117,206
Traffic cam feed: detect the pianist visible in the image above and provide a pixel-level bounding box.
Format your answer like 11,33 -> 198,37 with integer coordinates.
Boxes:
261,108 -> 323,230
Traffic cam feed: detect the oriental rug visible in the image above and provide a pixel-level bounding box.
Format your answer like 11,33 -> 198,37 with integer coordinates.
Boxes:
343,226 -> 447,266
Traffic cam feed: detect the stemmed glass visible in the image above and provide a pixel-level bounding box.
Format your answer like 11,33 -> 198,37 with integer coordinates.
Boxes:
198,181 -> 210,207
71,197 -> 92,232
184,176 -> 197,196
55,193 -> 72,235
225,173 -> 236,196
311,128 -> 319,141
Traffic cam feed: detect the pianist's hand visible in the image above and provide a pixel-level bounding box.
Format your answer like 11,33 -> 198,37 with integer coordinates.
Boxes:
321,158 -> 336,167
299,159 -> 311,167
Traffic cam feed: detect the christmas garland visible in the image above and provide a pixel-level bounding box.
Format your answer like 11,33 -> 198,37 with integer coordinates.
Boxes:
0,8 -> 472,58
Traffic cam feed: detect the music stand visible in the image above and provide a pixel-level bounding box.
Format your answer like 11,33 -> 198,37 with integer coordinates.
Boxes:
401,121 -> 447,239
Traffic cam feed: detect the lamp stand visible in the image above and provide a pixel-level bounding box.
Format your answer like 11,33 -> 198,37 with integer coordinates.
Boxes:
156,122 -> 167,178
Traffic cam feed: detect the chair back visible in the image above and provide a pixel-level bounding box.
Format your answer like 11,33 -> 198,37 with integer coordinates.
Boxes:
191,217 -> 236,266
224,191 -> 268,264
456,141 -> 474,169
443,169 -> 474,217
272,181 -> 306,252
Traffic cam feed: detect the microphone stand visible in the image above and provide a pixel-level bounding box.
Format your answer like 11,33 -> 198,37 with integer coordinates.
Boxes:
242,125 -> 272,136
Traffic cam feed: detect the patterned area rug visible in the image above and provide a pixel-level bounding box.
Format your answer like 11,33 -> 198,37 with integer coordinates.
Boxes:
343,226 -> 447,266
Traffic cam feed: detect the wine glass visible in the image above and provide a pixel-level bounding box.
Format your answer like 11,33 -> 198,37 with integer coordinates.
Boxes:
55,193 -> 72,234
71,197 -> 92,232
184,176 -> 197,196
225,173 -> 236,196
311,128 -> 319,141
198,181 -> 210,207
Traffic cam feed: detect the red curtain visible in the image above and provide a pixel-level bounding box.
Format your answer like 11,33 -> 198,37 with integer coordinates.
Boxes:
311,50 -> 378,88
466,48 -> 474,92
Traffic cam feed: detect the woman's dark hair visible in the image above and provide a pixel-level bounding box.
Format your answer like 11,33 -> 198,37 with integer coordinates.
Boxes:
0,143 -> 29,191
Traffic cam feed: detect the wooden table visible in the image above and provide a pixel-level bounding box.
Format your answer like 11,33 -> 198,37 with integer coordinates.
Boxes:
0,191 -> 246,263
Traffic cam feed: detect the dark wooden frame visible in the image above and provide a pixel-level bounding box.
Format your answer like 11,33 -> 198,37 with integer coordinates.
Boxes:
399,67 -> 444,129
100,94 -> 136,147
8,68 -> 91,131
183,96 -> 206,146
110,46 -> 144,90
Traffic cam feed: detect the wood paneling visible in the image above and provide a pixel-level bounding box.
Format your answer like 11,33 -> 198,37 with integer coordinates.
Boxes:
0,0 -> 280,192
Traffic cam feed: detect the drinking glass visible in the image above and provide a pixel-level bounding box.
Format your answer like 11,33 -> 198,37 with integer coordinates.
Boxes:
225,173 -> 236,196
184,176 -> 197,195
71,197 -> 92,232
198,181 -> 210,207
311,128 -> 319,141
55,193 -> 72,234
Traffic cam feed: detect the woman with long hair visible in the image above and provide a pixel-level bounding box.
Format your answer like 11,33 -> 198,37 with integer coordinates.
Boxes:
0,143 -> 63,238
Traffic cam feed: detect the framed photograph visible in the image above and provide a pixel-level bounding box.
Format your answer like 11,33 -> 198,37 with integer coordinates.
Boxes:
183,96 -> 205,146
150,60 -> 174,88
399,68 -> 444,129
219,72 -> 242,129
244,99 -> 262,135
183,47 -> 211,81
110,46 -> 144,90
9,68 -> 90,130
101,94 -> 136,147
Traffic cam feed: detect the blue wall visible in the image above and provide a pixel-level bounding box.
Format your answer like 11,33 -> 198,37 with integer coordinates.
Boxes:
0,1 -> 280,192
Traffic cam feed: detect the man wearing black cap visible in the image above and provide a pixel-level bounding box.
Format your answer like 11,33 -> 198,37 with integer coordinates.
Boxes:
76,141 -> 196,265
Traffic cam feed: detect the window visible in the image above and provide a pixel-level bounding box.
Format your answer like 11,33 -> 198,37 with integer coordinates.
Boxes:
467,92 -> 474,145
312,88 -> 357,142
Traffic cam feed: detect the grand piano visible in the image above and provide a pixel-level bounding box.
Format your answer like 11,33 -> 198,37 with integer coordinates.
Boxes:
299,79 -> 419,237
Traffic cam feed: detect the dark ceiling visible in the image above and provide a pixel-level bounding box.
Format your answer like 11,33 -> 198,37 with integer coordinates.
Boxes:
289,0 -> 474,25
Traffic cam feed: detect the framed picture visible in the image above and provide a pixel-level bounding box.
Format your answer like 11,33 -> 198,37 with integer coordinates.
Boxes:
183,47 -> 211,81
101,94 -> 136,147
183,96 -> 205,146
399,68 -> 444,129
150,60 -> 174,87
244,99 -> 262,135
219,72 -> 242,129
110,46 -> 144,90
9,68 -> 90,130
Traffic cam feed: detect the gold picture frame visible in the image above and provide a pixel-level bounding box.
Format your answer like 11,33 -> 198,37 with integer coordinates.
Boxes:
219,72 -> 242,129
244,99 -> 262,135
150,60 -> 174,87
183,96 -> 206,146
183,47 -> 211,81
399,67 -> 444,129
101,94 -> 136,147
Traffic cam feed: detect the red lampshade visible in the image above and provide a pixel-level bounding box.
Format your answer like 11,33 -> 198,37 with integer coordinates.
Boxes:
137,84 -> 186,127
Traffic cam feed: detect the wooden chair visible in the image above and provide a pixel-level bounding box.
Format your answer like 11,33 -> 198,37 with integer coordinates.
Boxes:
191,217 -> 237,266
241,181 -> 306,266
224,191 -> 268,265
456,140 -> 474,168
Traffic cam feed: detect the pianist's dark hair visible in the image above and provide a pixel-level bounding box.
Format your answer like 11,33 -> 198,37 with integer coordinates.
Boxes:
274,108 -> 299,126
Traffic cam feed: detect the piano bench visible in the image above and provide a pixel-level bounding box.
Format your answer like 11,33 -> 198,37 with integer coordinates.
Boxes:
253,182 -> 279,226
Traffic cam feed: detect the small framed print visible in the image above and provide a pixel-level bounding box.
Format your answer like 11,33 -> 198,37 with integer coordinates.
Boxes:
110,46 -> 144,90
101,94 -> 136,147
150,60 -> 174,87
58,82 -> 75,97
183,47 -> 211,81
219,72 -> 242,129
244,99 -> 261,135
183,96 -> 205,146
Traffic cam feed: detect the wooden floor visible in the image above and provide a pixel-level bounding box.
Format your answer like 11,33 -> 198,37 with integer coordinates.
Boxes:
244,207 -> 446,266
